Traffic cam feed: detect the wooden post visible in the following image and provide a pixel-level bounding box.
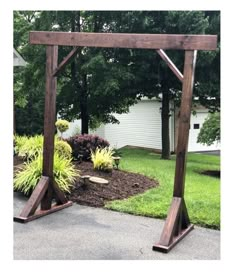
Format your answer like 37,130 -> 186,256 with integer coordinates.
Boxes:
41,45 -> 58,210
173,50 -> 197,197
14,46 -> 72,223
153,50 -> 197,253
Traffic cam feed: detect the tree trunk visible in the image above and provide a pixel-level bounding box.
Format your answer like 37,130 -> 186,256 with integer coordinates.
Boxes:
81,74 -> 89,134
161,90 -> 171,159
70,11 -> 89,134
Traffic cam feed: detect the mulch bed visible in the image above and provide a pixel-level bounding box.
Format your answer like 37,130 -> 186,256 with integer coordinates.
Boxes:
200,170 -> 220,178
68,161 -> 158,207
13,156 -> 159,208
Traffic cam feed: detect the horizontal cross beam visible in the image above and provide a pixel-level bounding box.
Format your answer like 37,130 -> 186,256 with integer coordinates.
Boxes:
29,31 -> 217,50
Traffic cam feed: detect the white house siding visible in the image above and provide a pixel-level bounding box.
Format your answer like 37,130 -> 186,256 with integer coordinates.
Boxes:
62,101 -> 220,153
94,99 -> 174,151
63,100 -> 173,150
101,100 -> 159,149
188,110 -> 220,152
61,120 -> 81,138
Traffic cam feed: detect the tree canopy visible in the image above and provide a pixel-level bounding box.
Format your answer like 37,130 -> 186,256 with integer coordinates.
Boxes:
14,11 -> 220,153
197,112 -> 220,146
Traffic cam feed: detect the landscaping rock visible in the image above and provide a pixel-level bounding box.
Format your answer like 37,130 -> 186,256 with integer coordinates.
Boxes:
89,176 -> 109,185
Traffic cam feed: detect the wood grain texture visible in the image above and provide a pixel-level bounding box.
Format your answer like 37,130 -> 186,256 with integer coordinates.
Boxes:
153,198 -> 193,253
158,197 -> 182,246
153,224 -> 194,253
41,45 -> 58,210
173,50 -> 197,198
153,51 -> 197,253
29,32 -> 217,50
14,201 -> 73,223
18,176 -> 49,218
157,49 -> 183,82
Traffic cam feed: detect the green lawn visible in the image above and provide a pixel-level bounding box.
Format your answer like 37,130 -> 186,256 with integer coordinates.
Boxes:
106,147 -> 220,229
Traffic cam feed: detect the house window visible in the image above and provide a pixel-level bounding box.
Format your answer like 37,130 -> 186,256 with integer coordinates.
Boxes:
193,123 -> 200,129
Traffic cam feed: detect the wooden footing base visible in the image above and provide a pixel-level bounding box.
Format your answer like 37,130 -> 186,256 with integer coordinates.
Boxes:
152,224 -> 194,253
14,201 -> 73,223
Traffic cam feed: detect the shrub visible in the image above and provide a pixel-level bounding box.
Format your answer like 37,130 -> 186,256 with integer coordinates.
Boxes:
55,119 -> 69,138
14,153 -> 80,195
112,146 -> 123,157
14,135 -> 72,161
14,135 -> 28,155
65,134 -> 110,160
55,140 -> 72,159
16,135 -> 44,160
91,147 -> 114,172
197,112 -> 220,146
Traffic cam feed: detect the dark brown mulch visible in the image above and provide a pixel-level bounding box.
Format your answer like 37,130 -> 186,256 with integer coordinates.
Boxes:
68,161 -> 158,207
201,170 -> 220,178
14,155 -> 24,167
13,156 -> 159,208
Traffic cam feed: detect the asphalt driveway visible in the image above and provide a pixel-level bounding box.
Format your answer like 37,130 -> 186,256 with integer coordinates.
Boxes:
14,192 -> 220,260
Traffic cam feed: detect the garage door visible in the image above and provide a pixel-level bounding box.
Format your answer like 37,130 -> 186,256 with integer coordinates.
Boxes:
188,112 -> 220,152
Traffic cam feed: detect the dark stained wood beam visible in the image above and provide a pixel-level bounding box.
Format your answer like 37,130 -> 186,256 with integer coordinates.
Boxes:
41,45 -> 58,210
53,180 -> 69,204
153,50 -> 197,253
15,176 -> 49,219
29,31 -> 217,50
173,50 -> 197,198
14,201 -> 73,223
157,49 -> 183,82
156,197 -> 182,247
14,45 -> 73,224
53,47 -> 79,77
153,198 -> 194,253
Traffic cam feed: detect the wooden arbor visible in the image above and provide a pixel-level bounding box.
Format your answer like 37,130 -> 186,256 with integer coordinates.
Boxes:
14,31 -> 217,253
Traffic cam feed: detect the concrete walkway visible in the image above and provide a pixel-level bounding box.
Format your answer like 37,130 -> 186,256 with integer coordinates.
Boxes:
14,192 -> 220,260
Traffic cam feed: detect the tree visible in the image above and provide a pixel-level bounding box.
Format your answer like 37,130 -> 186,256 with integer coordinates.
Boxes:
106,11 -> 219,159
14,11 -> 138,135
129,11 -> 220,159
197,112 -> 220,146
14,11 -> 46,135
14,10 -> 220,155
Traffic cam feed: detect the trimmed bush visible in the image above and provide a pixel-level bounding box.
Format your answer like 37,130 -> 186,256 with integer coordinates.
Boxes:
55,119 -> 69,138
14,153 -> 80,195
65,134 -> 110,160
55,140 -> 72,159
91,147 -> 114,172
